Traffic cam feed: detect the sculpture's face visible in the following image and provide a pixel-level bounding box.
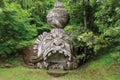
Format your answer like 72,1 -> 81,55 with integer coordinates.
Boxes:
33,29 -> 72,61
43,35 -> 71,61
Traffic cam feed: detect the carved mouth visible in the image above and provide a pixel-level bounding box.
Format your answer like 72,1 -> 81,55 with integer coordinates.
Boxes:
42,48 -> 74,70
43,48 -> 71,61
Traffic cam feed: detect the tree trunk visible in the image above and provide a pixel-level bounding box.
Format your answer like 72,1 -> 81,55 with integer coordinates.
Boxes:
83,0 -> 87,28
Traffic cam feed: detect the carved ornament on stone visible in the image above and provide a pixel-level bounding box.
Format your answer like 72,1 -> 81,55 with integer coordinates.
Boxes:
31,0 -> 78,70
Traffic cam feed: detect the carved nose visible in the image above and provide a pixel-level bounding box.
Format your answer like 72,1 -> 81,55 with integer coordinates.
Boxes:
53,42 -> 62,46
53,41 -> 63,46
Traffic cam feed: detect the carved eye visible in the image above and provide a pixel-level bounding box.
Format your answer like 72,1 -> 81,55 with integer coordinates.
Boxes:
46,35 -> 52,40
59,43 -> 62,46
53,43 -> 56,45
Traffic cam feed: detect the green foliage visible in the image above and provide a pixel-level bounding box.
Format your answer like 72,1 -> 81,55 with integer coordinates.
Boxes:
111,51 -> 120,64
0,2 -> 37,57
94,0 -> 120,63
95,0 -> 120,32
77,31 -> 97,48
65,0 -> 120,63
6,0 -> 56,34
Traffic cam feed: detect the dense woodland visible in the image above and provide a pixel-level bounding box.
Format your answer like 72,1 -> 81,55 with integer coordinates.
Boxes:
0,0 -> 120,65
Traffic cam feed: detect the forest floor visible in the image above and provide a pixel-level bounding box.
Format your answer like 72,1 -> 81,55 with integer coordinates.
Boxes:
0,54 -> 120,80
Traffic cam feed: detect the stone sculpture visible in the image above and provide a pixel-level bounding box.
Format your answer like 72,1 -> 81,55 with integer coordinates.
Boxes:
31,0 -> 78,70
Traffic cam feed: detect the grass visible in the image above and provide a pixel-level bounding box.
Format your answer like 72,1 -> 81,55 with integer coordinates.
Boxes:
0,54 -> 120,80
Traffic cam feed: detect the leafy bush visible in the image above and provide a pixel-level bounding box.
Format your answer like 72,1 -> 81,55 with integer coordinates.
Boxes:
68,26 -> 97,61
0,3 -> 37,57
94,0 -> 120,63
111,51 -> 120,64
66,0 -> 120,64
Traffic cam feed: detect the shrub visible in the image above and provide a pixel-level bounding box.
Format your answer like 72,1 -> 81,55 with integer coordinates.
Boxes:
0,3 -> 37,57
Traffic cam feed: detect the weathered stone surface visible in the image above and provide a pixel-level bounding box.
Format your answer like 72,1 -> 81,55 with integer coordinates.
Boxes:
31,28 -> 77,69
47,0 -> 69,28
22,46 -> 35,66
